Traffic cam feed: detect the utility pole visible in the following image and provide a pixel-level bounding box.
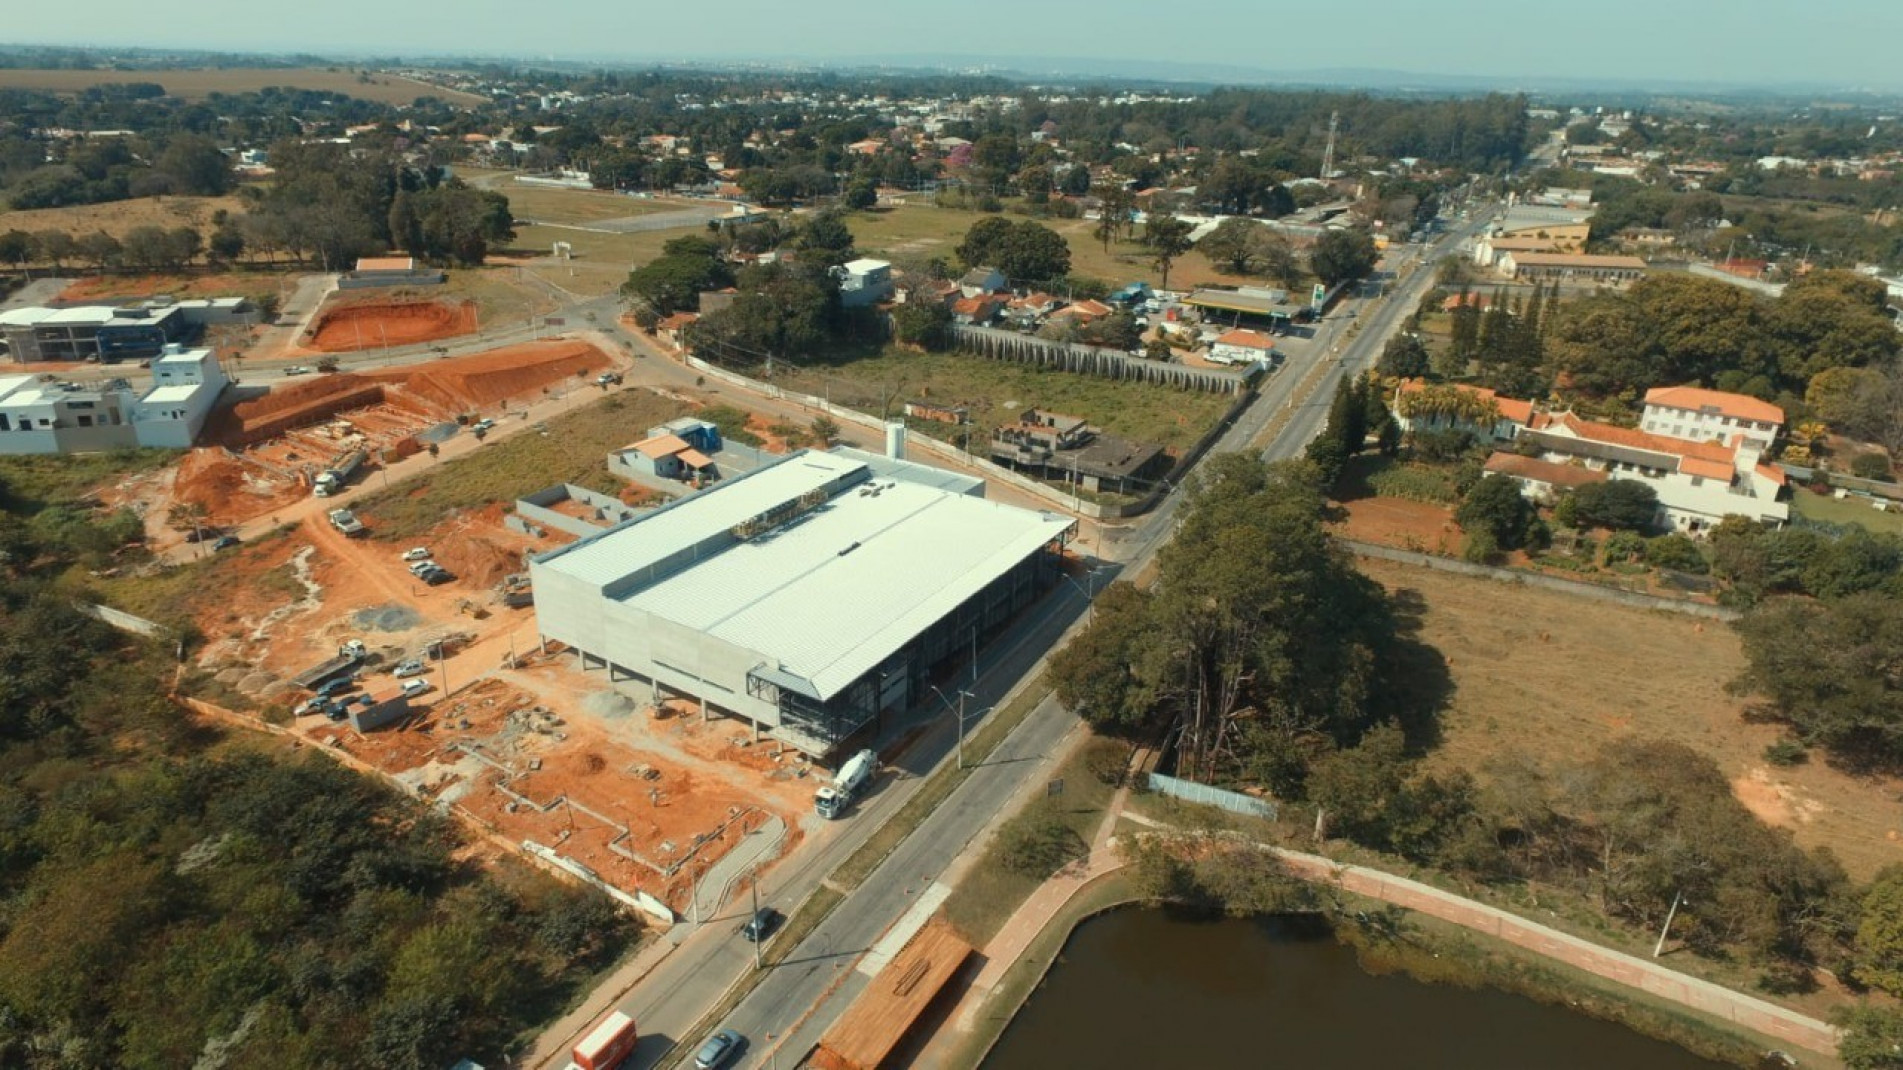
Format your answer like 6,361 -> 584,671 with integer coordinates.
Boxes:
1653,890 -> 1685,958
751,857 -> 764,970
1320,110 -> 1340,182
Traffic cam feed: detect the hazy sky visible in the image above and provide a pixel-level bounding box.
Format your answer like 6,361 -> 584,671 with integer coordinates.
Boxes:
6,0 -> 1900,89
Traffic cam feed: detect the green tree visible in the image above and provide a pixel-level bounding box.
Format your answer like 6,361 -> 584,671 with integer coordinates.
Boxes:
621,251 -> 734,317
1839,1004 -> 1903,1070
1095,186 -> 1134,252
1566,480 -> 1659,532
1198,217 -> 1272,275
1143,214 -> 1194,290
957,217 -> 1071,284
155,133 -> 233,196
1309,227 -> 1378,289
1377,333 -> 1432,379
1735,592 -> 1903,767
1856,866 -> 1903,996
1456,475 -> 1537,551
891,302 -> 952,350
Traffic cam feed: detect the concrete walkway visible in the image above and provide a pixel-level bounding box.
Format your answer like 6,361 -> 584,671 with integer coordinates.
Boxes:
935,809 -> 1839,1061
690,815 -> 787,926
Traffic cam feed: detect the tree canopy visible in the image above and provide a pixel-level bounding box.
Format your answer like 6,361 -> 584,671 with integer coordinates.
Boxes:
955,216 -> 1071,284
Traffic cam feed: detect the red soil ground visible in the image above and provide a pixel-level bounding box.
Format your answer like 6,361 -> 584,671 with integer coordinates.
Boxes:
202,341 -> 613,446
306,300 -> 478,352
171,449 -> 306,527
56,272 -> 275,303
1330,495 -> 1461,555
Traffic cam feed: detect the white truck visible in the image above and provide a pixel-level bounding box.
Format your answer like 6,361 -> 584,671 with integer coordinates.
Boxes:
814,748 -> 877,819
312,449 -> 367,497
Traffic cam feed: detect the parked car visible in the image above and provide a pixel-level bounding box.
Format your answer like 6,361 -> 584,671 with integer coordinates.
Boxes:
401,678 -> 432,698
182,526 -> 223,544
471,418 -> 496,432
392,659 -> 427,678
400,547 -> 431,562
315,677 -> 356,698
694,1030 -> 743,1070
211,534 -> 241,551
595,371 -> 624,386
423,569 -> 455,586
408,560 -> 438,577
324,702 -> 348,722
740,907 -> 781,944
284,365 -> 311,376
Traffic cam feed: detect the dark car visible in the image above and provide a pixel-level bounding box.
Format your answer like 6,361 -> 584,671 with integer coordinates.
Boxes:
693,1029 -> 742,1070
211,534 -> 241,551
740,907 -> 781,944
182,527 -> 223,544
422,568 -> 455,586
315,677 -> 356,698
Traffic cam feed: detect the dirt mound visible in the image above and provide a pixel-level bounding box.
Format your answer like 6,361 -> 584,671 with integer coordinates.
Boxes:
172,448 -> 303,525
307,300 -> 477,352
204,374 -> 390,446
366,340 -> 611,411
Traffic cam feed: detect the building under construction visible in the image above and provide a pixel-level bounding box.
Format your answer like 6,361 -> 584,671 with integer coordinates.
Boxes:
529,448 -> 1075,754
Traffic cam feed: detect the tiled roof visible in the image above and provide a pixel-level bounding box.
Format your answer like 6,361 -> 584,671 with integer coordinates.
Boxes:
1484,452 -> 1608,488
1393,378 -> 1534,425
1643,386 -> 1785,427
1214,329 -> 1276,350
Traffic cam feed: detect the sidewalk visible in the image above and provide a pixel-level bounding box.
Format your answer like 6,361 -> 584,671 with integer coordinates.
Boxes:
518,931 -> 680,1069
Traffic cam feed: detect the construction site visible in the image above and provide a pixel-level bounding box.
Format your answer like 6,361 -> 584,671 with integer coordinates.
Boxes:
302,297 -> 480,352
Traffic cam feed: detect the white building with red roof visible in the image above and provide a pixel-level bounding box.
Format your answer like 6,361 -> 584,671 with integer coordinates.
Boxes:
1208,329 -> 1278,366
1640,386 -> 1784,451
1513,411 -> 1787,532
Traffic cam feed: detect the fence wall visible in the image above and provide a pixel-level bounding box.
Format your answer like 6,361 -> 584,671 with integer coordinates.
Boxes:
1340,539 -> 1740,622
1147,772 -> 1279,820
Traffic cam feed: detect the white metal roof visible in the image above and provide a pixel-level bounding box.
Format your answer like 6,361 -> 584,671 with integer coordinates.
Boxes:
622,475 -> 1071,698
540,452 -> 863,588
141,385 -> 200,405
0,308 -> 55,327
0,375 -> 38,400
842,258 -> 891,273
40,307 -> 115,325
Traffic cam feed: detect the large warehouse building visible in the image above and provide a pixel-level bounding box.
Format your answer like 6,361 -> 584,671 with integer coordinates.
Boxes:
530,449 -> 1075,754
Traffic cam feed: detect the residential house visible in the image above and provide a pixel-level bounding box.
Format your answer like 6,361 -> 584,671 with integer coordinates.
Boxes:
0,344 -> 228,454
836,258 -> 895,308
1639,386 -> 1783,451
899,278 -> 959,307
989,409 -> 1168,494
958,267 -> 1008,298
1044,299 -> 1112,329
1208,329 -> 1277,367
1390,379 -> 1535,443
656,312 -> 699,348
1004,292 -> 1062,329
990,409 -> 1090,465
951,294 -> 1007,326
903,400 -> 968,425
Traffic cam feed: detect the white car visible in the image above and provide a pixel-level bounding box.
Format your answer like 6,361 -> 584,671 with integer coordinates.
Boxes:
401,547 -> 431,562
401,678 -> 432,697
391,659 -> 426,678
408,560 -> 438,577
284,365 -> 311,376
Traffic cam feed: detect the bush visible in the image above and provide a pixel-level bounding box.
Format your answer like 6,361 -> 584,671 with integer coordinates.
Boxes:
1569,480 -> 1660,532
1764,738 -> 1809,767
1084,738 -> 1129,787
1455,474 -> 1537,549
1644,533 -> 1710,574
1602,530 -> 1645,563
1409,427 -> 1476,462
1462,528 -> 1502,564
1852,452 -> 1894,482
1367,462 -> 1459,504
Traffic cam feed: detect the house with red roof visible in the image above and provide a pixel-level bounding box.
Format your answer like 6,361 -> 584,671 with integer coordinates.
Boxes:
1639,386 -> 1784,451
1390,379 -> 1535,444
1209,329 -> 1278,366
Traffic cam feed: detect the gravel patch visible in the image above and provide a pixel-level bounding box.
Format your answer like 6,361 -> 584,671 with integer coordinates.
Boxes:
354,604 -> 423,632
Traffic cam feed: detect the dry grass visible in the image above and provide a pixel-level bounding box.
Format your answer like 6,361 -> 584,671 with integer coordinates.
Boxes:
498,224 -> 670,298
1364,555 -> 1903,881
498,184 -> 699,226
847,204 -> 1298,291
0,67 -> 485,107
1790,486 -> 1903,535
0,194 -> 249,236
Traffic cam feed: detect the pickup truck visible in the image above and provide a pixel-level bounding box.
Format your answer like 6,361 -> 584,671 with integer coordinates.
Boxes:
327,508 -> 367,537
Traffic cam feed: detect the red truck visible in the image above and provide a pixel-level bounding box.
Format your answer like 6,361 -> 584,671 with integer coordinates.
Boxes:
571,1010 -> 637,1070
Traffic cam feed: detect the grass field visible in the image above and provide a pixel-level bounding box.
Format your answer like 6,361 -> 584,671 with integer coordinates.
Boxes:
349,389 -> 688,540
0,67 -> 486,107
498,184 -> 698,226
1362,554 -> 1903,881
770,348 -> 1233,451
0,193 -> 250,236
1790,485 -> 1903,534
502,224 -> 669,298
0,448 -> 178,510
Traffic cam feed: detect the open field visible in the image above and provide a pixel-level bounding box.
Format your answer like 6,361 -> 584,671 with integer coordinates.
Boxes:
0,67 -> 487,107
501,223 -> 670,297
1362,555 -> 1903,880
1791,484 -> 1903,534
769,348 -> 1234,450
306,298 -> 478,352
349,385 -> 686,540
55,269 -> 285,306
499,183 -> 701,226
0,193 -> 249,236
0,447 -> 178,509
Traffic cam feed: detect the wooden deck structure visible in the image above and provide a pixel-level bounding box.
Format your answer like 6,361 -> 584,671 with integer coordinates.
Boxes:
810,919 -> 973,1070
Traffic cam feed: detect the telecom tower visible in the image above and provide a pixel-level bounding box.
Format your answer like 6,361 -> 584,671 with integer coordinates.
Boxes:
1319,110 -> 1339,180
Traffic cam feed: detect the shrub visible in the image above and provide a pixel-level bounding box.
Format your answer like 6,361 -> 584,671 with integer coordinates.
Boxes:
1409,427 -> 1476,462
1764,738 -> 1809,767
1645,533 -> 1710,574
1602,530 -> 1645,563
1851,452 -> 1894,482
1569,480 -> 1659,532
1367,462 -> 1459,504
1462,528 -> 1501,564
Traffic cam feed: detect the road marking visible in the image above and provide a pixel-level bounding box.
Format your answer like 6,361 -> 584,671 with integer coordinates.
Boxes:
856,880 -> 951,977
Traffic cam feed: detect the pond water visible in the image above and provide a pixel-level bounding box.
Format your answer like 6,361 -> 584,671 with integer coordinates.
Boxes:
982,908 -> 1733,1070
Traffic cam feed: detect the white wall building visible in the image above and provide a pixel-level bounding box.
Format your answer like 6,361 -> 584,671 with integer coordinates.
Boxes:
1515,412 -> 1788,532
1639,386 -> 1783,452
836,258 -> 895,308
0,344 -> 228,454
1207,329 -> 1277,367
529,449 -> 1074,754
